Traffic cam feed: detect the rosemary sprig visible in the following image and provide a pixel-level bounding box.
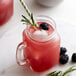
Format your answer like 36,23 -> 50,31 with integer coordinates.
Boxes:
62,66 -> 76,76
47,66 -> 76,76
47,71 -> 62,76
20,0 -> 39,28
21,15 -> 32,25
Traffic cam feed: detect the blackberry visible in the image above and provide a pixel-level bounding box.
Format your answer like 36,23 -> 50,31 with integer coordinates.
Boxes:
40,23 -> 49,30
72,53 -> 76,62
60,47 -> 67,55
59,54 -> 69,64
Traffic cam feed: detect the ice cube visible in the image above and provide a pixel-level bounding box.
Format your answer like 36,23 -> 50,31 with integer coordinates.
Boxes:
32,30 -> 48,41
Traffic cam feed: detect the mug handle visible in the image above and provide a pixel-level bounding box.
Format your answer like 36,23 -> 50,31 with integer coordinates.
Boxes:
16,42 -> 28,66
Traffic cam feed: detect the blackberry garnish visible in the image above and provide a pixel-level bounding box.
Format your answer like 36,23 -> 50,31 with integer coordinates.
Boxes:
40,23 -> 49,30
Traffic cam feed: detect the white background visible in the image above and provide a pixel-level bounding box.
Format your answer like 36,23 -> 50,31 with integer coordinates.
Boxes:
0,0 -> 76,76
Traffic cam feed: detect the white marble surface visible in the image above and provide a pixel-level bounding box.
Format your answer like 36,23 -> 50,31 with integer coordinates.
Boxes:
0,0 -> 76,76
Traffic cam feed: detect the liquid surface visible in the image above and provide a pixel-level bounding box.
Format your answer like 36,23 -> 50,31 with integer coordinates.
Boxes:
29,22 -> 54,35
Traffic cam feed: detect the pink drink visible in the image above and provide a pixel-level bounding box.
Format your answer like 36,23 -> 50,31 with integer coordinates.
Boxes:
16,16 -> 60,72
23,23 -> 60,72
0,0 -> 13,26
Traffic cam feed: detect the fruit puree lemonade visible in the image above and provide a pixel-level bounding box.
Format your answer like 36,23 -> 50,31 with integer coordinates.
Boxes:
16,0 -> 60,72
0,0 -> 13,25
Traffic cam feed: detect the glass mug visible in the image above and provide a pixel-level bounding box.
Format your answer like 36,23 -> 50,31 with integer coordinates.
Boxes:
0,0 -> 13,26
16,16 -> 60,72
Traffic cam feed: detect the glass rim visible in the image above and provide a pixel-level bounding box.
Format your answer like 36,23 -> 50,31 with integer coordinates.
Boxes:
25,15 -> 57,42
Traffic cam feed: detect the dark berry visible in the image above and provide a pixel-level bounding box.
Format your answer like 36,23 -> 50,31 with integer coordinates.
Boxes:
72,53 -> 76,62
60,47 -> 67,55
59,54 -> 69,64
40,23 -> 49,30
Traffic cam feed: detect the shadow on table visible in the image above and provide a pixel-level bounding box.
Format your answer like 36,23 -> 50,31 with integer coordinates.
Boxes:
0,64 -> 43,76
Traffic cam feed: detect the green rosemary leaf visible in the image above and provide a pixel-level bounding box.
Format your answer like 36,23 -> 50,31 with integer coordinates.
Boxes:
31,13 -> 35,25
31,13 -> 39,28
21,19 -> 31,25
62,66 -> 76,76
21,19 -> 29,24
55,71 -> 62,76
47,66 -> 76,76
22,15 -> 30,23
47,71 -> 56,76
47,71 -> 62,76
21,19 -> 25,22
21,15 -> 32,25
22,15 -> 27,20
35,22 -> 39,28
22,22 -> 30,25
